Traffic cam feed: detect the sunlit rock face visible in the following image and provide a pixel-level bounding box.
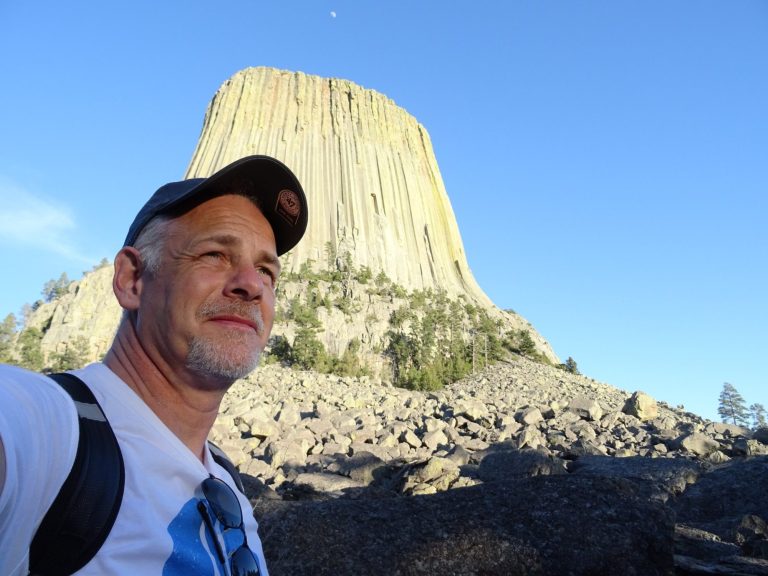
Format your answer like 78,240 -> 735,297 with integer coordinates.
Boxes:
186,66 -> 491,306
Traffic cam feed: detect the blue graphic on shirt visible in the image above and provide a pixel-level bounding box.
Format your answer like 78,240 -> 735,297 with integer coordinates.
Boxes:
161,498 -> 223,575
163,498 -> 251,576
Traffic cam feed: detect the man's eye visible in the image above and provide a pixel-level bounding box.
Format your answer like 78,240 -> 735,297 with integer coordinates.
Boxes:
202,251 -> 225,260
257,267 -> 276,282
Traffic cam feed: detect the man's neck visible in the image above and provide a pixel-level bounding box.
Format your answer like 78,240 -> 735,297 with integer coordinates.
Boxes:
103,325 -> 228,461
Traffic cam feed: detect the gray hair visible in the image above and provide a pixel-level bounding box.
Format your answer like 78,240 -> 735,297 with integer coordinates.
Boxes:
132,215 -> 170,275
117,216 -> 169,326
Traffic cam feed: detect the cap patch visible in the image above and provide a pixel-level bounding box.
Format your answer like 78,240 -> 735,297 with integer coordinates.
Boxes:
275,189 -> 301,226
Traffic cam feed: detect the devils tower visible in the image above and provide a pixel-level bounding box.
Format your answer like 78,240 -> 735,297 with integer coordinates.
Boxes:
187,67 -> 492,305
18,67 -> 557,368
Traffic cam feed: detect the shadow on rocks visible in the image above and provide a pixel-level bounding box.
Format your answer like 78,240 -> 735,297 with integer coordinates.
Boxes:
673,456 -> 768,566
253,475 -> 674,576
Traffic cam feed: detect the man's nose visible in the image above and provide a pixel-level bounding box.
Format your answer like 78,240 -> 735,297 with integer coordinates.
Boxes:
223,264 -> 265,301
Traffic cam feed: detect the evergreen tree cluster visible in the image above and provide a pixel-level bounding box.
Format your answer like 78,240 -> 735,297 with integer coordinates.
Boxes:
271,255 -> 554,389
1,272 -> 98,372
1,318 -> 91,373
384,290 -> 547,391
717,382 -> 766,430
265,263 -> 370,378
386,290 -> 474,391
41,273 -> 72,302
0,314 -> 18,364
265,331 -> 369,378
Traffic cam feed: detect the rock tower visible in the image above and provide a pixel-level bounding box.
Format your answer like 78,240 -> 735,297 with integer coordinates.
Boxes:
187,67 -> 492,307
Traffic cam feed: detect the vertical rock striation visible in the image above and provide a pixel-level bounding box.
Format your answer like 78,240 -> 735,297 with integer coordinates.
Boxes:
186,67 -> 492,307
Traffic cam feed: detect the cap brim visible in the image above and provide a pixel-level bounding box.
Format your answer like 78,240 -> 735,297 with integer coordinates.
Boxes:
124,155 -> 308,256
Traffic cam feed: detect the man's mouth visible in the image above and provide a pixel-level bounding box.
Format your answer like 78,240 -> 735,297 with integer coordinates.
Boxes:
209,315 -> 261,333
198,301 -> 265,335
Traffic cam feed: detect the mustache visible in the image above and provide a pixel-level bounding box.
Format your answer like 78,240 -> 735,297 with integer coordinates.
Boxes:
197,300 -> 265,334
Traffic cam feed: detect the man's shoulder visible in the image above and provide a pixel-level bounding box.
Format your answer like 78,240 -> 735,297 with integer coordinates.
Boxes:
0,365 -> 80,457
0,366 -> 82,576
0,364 -> 78,409
0,363 -> 54,383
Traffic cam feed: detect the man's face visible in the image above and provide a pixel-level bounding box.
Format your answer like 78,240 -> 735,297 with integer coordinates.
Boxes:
136,194 -> 280,387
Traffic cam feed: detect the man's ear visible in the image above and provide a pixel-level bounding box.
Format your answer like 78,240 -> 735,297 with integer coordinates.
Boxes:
112,247 -> 145,311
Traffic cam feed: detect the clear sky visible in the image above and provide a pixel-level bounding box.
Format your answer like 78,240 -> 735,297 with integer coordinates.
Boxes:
1,1 -> 765,422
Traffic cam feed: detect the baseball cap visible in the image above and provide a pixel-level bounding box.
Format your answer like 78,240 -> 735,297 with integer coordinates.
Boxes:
123,155 -> 308,256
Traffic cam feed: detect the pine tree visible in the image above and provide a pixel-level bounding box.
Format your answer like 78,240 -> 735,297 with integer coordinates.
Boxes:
41,272 -> 71,302
504,329 -> 536,357
265,335 -> 292,365
718,382 -> 750,427
749,403 -> 767,430
17,327 -> 45,371
561,356 -> 580,375
0,313 -> 18,363
50,336 -> 91,372
291,327 -> 330,372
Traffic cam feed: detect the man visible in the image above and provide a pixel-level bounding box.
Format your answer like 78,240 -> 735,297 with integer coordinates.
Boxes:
0,155 -> 308,575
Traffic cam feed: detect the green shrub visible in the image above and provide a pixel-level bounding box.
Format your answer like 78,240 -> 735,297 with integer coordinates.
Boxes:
503,329 -> 536,357
287,297 -> 321,329
265,335 -> 292,365
0,314 -> 17,363
355,266 -> 373,284
50,336 -> 91,372
18,327 -> 44,371
331,338 -> 369,377
559,356 -> 580,375
291,327 -> 331,372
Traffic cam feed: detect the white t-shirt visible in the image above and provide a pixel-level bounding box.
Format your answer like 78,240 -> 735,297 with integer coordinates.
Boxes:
0,363 -> 269,575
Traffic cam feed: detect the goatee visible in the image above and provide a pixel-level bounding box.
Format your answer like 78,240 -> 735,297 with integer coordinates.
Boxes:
185,300 -> 265,381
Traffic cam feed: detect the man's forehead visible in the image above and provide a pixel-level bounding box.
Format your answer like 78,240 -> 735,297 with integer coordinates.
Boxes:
172,196 -> 278,250
182,194 -> 270,226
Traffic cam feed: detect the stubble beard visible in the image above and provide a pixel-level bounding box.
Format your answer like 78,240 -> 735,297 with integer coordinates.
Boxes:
185,300 -> 267,382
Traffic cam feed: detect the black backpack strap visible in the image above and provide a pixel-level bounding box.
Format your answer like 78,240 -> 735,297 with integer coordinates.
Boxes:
208,441 -> 245,494
29,373 -> 125,576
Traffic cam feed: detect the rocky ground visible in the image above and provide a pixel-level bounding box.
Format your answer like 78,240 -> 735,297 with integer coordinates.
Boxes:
211,356 -> 768,575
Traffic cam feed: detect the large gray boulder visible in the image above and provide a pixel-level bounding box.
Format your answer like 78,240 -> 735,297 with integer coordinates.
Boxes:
674,456 -> 768,539
623,390 -> 659,421
477,448 -> 567,482
254,475 -> 675,576
569,455 -> 703,500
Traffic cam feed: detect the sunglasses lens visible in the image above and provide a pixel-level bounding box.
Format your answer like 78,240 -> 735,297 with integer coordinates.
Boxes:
202,477 -> 242,527
230,545 -> 261,576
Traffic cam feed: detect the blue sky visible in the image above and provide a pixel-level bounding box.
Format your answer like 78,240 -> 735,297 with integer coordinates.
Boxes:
1,1 -> 765,422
